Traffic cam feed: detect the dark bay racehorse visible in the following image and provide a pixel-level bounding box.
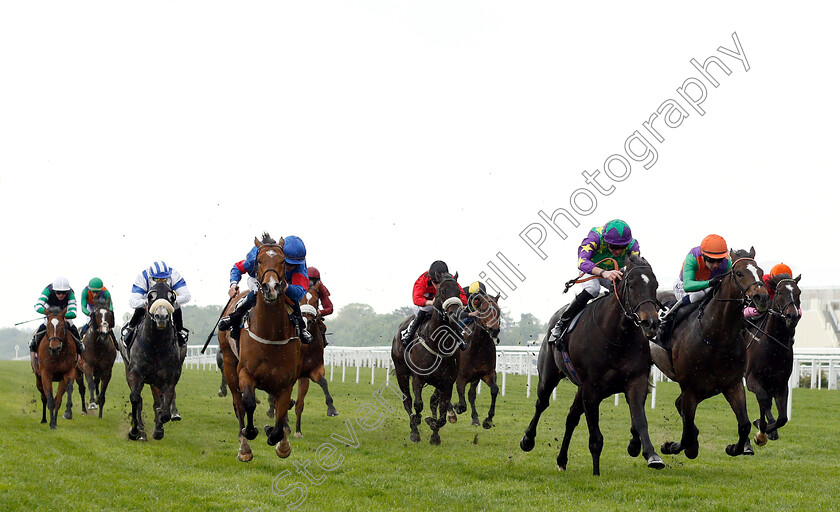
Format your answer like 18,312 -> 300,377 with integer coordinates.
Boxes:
35,308 -> 78,430
650,248 -> 770,459
125,281 -> 183,441
447,291 -> 501,428
219,235 -> 303,461
744,273 -> 801,445
520,255 -> 663,475
391,273 -> 464,445
66,304 -> 116,419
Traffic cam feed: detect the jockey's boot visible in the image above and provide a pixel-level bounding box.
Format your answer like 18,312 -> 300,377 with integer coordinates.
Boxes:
68,324 -> 85,354
218,293 -> 256,341
290,302 -> 313,344
547,290 -> 594,346
121,325 -> 136,352
653,296 -> 689,350
401,309 -> 430,345
177,329 -> 189,347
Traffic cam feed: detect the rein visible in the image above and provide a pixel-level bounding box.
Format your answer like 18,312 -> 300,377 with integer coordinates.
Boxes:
743,278 -> 798,351
697,257 -> 763,347
563,258 -> 618,293
590,264 -> 659,346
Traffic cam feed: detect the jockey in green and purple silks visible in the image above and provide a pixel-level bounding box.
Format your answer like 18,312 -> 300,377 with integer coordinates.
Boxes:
547,219 -> 640,345
79,277 -> 114,339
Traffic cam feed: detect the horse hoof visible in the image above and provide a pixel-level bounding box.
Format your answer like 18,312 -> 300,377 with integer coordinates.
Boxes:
482,419 -> 493,430
410,432 -> 421,443
520,435 -> 535,452
768,430 -> 779,441
50,423 -> 57,431
63,411 -> 72,420
159,413 -> 171,424
88,403 -> 98,410
138,431 -> 147,442
660,442 -> 679,455
153,428 -> 164,440
755,433 -> 768,447
471,420 -> 480,427
627,439 -> 642,457
743,443 -> 755,456
647,455 -> 665,469
327,407 -> 339,417
454,404 -> 467,414
41,419 -> 47,424
219,390 -> 227,397
685,447 -> 698,459
430,433 -> 441,446
294,432 -> 303,439
447,412 -> 457,424
242,427 -> 259,441
171,413 -> 181,422
237,451 -> 253,462
276,440 -> 291,459
128,428 -> 139,441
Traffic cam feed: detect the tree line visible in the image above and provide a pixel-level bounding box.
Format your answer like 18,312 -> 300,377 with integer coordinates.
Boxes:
0,304 -> 547,358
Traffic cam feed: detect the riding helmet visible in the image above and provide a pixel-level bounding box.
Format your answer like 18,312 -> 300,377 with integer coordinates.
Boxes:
770,263 -> 792,277
700,234 -> 728,259
148,261 -> 172,279
602,219 -> 633,246
284,236 -> 307,264
52,276 -> 71,292
88,277 -> 104,291
307,267 -> 321,279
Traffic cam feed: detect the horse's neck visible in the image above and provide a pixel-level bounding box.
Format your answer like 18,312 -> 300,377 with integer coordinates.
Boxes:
597,295 -> 633,337
252,298 -> 293,337
701,285 -> 743,338
763,311 -> 794,347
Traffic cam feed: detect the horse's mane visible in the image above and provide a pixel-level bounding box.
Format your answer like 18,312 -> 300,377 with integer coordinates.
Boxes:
731,248 -> 751,260
260,232 -> 276,244
625,254 -> 647,267
767,272 -> 793,293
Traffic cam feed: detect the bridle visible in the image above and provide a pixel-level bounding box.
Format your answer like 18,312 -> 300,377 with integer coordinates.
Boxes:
743,277 -> 799,351
256,243 -> 287,300
712,257 -> 765,308
611,264 -> 661,327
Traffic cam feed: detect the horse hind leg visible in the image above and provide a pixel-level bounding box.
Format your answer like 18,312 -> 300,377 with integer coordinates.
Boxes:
63,380 -> 74,420
482,373 -> 499,430
557,390 -> 584,471
724,384 -> 754,456
751,388 -> 773,446
294,378 -> 310,438
85,371 -> 98,411
266,386 -> 294,459
765,391 -> 788,440
661,390 -> 700,458
468,381 -> 480,426
395,366 -> 420,443
151,386 -> 166,440
625,378 -> 664,469
520,359 -> 563,452
97,371 -> 112,418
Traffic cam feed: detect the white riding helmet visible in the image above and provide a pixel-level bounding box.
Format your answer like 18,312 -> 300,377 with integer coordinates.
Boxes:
52,276 -> 71,292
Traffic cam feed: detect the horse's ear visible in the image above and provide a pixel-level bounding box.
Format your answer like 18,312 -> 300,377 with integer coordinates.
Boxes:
794,274 -> 802,284
279,237 -> 285,248
494,293 -> 501,301
453,272 -> 459,281
748,246 -> 756,258
729,248 -> 737,260
254,236 -> 261,248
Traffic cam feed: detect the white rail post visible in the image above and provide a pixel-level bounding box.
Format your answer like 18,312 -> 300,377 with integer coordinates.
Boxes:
342,352 -> 346,383
371,354 -> 376,385
526,357 -> 531,398
355,354 -> 361,384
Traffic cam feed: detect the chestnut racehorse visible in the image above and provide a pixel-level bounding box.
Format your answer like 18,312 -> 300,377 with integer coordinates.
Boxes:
34,308 -> 78,430
219,235 -> 303,461
66,304 -> 116,419
651,248 -> 770,460
743,272 -> 801,446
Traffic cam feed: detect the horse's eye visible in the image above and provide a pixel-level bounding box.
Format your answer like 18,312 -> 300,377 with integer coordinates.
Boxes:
736,271 -> 743,277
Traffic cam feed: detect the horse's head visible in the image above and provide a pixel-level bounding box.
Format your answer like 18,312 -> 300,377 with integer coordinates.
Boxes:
254,233 -> 287,304
725,248 -> 770,313
44,307 -> 68,357
769,273 -> 802,329
435,272 -> 464,320
94,306 -> 114,334
470,291 -> 502,340
147,281 -> 176,330
616,255 -> 660,340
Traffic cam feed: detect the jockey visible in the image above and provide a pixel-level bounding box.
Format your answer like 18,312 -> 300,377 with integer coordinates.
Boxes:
121,261 -> 192,350
547,219 -> 640,346
79,277 -> 114,339
30,277 -> 84,370
307,267 -> 333,346
654,234 -> 731,347
400,260 -> 467,346
744,263 -> 801,318
217,235 -> 312,344
459,281 -> 487,330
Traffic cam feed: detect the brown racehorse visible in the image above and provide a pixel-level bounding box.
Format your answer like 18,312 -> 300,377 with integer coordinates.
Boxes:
447,291 -> 501,429
651,248 -> 770,460
218,235 -> 303,461
391,272 -> 465,445
743,273 -> 801,446
66,304 -> 116,419
35,308 -> 78,430
520,255 -> 664,475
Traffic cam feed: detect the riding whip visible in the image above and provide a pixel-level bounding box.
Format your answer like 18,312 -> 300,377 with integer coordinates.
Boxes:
201,295 -> 235,354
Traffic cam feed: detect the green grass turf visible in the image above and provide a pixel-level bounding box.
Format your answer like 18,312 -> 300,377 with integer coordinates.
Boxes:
1,360 -> 838,512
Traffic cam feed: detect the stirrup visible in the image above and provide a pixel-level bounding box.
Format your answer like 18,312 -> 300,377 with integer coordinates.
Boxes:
218,316 -> 233,331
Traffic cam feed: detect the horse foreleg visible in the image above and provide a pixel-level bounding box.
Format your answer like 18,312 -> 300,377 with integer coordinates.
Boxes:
40,368 -> 58,429
395,366 -> 419,443
238,369 -> 259,441
750,384 -> 772,446
557,390 -> 584,471
453,375 -> 468,415
411,376 -> 425,426
482,372 -> 499,430
315,375 -> 338,417
625,377 -> 664,469
428,387 -> 453,445
85,369 -> 98,411
766,390 -> 788,440
468,381 -> 480,426
662,389 -> 699,458
97,370 -> 112,418
127,370 -> 145,441
294,378 -> 310,438
520,362 -> 562,452
723,383 -> 754,456
36,376 -> 47,424
63,379 -> 74,420
268,386 -> 294,459
53,374 -> 72,430
429,389 -> 440,422
579,389 -> 605,476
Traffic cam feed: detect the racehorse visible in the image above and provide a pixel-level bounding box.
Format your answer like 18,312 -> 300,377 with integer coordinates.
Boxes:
218,235 -> 303,461
520,255 -> 663,475
445,290 -> 501,428
125,281 -> 183,441
286,289 -> 339,438
650,247 -> 770,460
743,272 -> 801,445
391,272 -> 465,445
66,303 -> 116,419
34,307 -> 78,430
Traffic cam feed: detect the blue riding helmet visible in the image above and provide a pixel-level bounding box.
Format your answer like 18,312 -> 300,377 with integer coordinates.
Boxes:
284,236 -> 307,264
148,261 -> 172,280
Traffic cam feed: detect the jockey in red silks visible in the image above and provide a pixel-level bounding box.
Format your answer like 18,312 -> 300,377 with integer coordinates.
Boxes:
400,260 -> 467,346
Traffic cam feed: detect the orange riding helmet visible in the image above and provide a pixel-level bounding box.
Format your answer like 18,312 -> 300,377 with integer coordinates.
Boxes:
770,263 -> 792,277
700,234 -> 728,259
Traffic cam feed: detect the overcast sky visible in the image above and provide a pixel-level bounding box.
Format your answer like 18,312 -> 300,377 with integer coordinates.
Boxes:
1,2 -> 837,332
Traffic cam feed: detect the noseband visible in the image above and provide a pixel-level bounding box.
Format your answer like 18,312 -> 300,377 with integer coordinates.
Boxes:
722,257 -> 765,307
614,265 -> 660,327
256,244 -> 287,299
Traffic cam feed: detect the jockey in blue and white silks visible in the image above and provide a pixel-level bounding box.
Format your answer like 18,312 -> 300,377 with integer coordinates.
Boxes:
122,261 -> 192,349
